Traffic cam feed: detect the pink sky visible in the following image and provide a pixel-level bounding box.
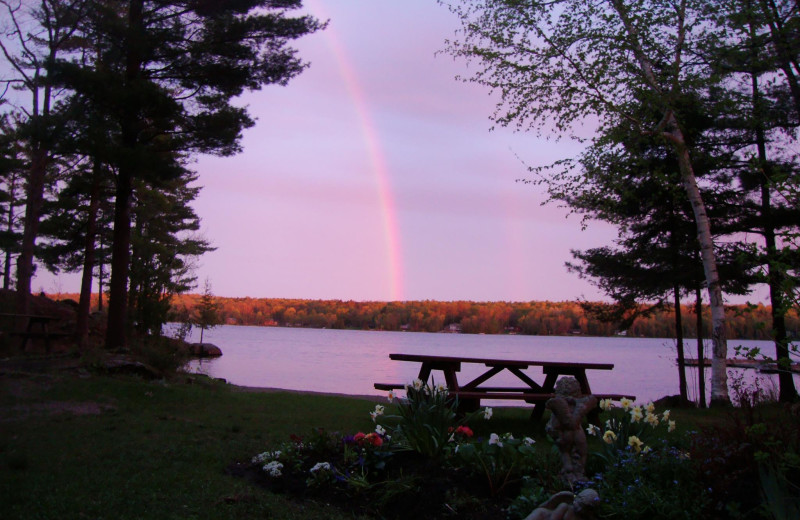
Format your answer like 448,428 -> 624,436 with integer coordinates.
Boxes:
34,0 -> 771,304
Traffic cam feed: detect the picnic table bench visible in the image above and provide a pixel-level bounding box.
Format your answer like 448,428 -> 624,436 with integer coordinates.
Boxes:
0,313 -> 69,352
374,353 -> 635,421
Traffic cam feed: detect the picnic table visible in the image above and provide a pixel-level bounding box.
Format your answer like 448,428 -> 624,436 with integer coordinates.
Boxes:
374,353 -> 634,421
0,313 -> 69,352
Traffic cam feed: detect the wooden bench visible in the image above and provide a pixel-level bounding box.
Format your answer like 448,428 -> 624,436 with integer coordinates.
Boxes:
0,313 -> 69,352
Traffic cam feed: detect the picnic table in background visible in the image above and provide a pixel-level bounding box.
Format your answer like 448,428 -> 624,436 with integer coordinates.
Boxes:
0,313 -> 70,352
375,353 -> 635,421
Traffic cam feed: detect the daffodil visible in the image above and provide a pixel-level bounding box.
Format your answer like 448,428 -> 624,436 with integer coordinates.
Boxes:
645,401 -> 655,414
599,398 -> 614,411
662,409 -> 671,421
603,430 -> 617,444
620,397 -> 633,410
668,420 -> 676,432
375,424 -> 386,436
412,379 -> 423,391
387,390 -> 395,402
630,406 -> 643,423
586,424 -> 601,436
628,435 -> 643,453
483,407 -> 493,420
645,412 -> 659,427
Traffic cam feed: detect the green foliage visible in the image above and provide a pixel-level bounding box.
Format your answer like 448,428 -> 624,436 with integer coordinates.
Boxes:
452,432 -> 539,497
379,380 -> 488,459
587,442 -> 710,520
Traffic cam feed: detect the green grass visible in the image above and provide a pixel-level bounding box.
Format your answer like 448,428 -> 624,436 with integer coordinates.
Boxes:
0,373 -> 553,520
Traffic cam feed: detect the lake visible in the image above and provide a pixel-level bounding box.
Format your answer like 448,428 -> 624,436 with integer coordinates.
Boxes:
181,325 -> 796,404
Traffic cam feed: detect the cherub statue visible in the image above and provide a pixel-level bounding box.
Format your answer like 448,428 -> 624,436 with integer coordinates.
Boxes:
545,377 -> 598,484
524,489 -> 600,520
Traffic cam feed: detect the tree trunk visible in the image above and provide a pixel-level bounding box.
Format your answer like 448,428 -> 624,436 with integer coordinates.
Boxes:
105,0 -> 144,349
76,162 -> 102,347
15,147 -> 49,318
3,173 -> 17,290
673,286 -> 688,401
748,31 -> 798,401
696,286 -> 707,408
670,137 -> 729,406
612,0 -> 729,405
105,165 -> 133,349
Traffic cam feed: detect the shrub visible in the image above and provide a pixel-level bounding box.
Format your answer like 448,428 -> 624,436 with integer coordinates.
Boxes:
451,432 -> 538,497
587,442 -> 710,519
378,379 -> 490,459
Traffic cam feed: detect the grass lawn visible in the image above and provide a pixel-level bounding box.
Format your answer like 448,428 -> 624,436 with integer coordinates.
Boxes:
0,369 -> 554,520
0,366 -> 773,520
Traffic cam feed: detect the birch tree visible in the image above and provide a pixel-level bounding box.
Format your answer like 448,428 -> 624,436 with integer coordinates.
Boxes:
441,0 -> 733,404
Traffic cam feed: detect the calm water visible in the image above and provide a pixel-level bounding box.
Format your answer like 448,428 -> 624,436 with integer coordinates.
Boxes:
181,325 -> 796,404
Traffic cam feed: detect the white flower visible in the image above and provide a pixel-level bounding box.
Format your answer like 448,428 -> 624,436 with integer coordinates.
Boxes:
630,406 -> 643,423
488,433 -> 503,447
309,462 -> 331,474
523,437 -> 536,446
370,404 -> 385,422
620,397 -> 633,410
483,407 -> 493,420
668,420 -> 676,432
252,450 -> 280,464
645,401 -> 656,414
435,383 -> 448,393
412,379 -> 423,390
586,424 -> 601,436
375,424 -> 386,436
387,390 -> 395,402
662,409 -> 671,421
599,398 -> 614,411
645,412 -> 659,427
263,461 -> 283,477
503,432 -> 515,440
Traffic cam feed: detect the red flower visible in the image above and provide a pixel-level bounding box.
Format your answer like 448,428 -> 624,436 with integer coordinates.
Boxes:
455,426 -> 474,437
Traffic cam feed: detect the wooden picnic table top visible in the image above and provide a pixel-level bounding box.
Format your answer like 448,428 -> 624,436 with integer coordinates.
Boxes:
388,353 -> 614,371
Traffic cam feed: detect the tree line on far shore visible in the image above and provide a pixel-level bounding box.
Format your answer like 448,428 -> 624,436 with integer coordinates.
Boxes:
159,295 -> 798,341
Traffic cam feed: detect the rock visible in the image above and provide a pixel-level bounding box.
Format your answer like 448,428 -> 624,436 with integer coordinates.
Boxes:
101,355 -> 161,379
189,343 -> 223,357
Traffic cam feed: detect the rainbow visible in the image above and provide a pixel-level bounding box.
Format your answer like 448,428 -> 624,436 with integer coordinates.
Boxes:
308,1 -> 405,301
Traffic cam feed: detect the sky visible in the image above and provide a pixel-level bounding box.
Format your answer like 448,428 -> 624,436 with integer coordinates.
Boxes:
32,0 -> 772,304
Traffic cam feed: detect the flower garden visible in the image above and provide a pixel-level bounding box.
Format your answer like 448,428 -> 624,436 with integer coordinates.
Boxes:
234,379 -> 800,520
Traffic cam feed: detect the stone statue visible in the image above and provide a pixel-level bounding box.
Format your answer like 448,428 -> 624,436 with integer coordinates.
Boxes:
545,377 -> 598,484
524,489 -> 600,520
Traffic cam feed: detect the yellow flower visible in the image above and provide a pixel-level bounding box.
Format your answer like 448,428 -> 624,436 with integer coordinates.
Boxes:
628,435 -> 643,453
630,406 -> 643,423
668,420 -> 676,432
662,409 -> 671,421
620,397 -> 633,410
645,401 -> 655,414
645,412 -> 659,427
599,398 -> 614,411
603,430 -> 617,444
